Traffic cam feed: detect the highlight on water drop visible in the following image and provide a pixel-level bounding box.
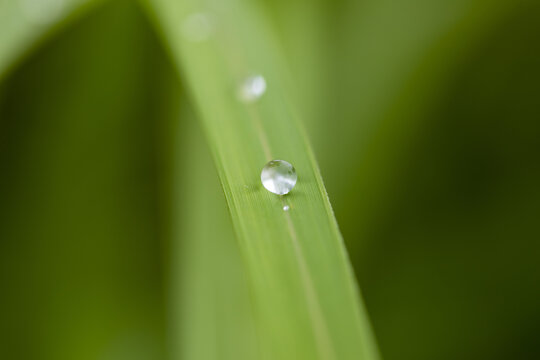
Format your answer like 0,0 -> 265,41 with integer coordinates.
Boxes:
239,75 -> 266,102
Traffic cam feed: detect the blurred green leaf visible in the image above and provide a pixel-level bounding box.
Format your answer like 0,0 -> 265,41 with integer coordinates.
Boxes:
0,0 -> 104,79
0,1 -> 173,359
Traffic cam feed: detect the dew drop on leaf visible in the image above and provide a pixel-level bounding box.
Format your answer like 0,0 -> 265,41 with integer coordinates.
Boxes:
239,75 -> 266,102
261,160 -> 297,195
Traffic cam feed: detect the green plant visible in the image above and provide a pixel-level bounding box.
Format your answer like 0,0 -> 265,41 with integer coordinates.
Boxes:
144,0 -> 379,358
2,1 -> 540,360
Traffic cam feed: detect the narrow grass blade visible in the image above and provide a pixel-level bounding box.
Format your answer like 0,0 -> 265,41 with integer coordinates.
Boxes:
143,0 -> 380,359
172,103 -> 258,360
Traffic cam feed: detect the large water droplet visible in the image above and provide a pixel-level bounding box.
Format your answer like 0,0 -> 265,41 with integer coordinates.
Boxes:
261,160 -> 297,195
181,13 -> 213,42
239,75 -> 266,102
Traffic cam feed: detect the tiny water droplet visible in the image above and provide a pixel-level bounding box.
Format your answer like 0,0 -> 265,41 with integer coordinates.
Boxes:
239,75 -> 266,102
283,205 -> 290,211
261,160 -> 297,195
181,13 -> 213,42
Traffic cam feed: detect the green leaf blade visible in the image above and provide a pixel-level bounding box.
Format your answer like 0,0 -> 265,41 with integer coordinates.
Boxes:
145,0 -> 380,358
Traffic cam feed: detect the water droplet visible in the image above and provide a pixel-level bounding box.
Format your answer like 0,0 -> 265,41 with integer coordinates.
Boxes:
20,0 -> 65,25
283,205 -> 290,211
239,75 -> 266,102
181,13 -> 213,42
261,160 -> 297,195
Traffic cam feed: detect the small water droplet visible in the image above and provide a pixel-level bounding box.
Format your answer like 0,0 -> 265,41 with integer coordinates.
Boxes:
181,13 -> 213,42
283,205 -> 290,211
261,160 -> 297,195
239,75 -> 266,102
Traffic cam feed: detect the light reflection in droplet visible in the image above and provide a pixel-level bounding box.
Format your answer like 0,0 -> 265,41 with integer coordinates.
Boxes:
283,205 -> 290,211
239,75 -> 266,102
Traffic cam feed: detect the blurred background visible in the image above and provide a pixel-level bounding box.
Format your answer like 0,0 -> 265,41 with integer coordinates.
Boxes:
1,0 -> 539,359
